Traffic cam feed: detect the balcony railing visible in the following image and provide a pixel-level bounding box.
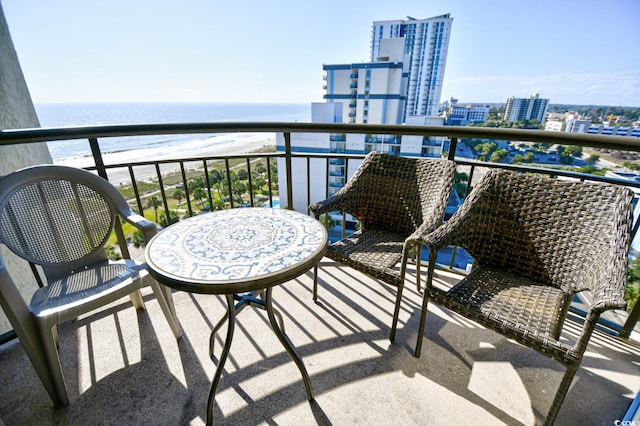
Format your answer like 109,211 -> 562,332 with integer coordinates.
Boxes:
1,122 -> 639,339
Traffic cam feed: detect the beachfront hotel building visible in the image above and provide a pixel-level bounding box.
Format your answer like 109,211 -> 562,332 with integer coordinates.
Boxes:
277,15 -> 452,216
371,14 -> 453,119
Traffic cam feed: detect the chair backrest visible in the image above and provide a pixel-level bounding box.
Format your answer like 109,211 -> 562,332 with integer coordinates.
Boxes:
457,169 -> 633,292
342,152 -> 456,236
0,165 -> 131,281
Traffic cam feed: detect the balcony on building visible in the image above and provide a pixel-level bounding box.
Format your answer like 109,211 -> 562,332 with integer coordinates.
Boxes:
0,122 -> 639,426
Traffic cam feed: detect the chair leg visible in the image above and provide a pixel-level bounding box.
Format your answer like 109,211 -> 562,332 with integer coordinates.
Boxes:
38,323 -> 70,407
415,247 -> 422,292
415,292 -> 431,358
544,365 -> 578,426
313,265 -> 319,302
390,284 -> 404,343
150,281 -> 182,340
129,289 -> 145,310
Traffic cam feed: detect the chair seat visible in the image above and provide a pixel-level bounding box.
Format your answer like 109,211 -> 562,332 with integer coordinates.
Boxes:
326,228 -> 406,286
30,260 -> 148,319
429,266 -> 567,340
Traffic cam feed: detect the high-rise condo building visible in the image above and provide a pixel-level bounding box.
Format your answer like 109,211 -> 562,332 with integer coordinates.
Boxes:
371,14 -> 453,119
278,14 -> 452,215
504,94 -> 550,123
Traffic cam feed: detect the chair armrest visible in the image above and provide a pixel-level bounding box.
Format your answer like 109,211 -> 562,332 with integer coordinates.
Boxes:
122,213 -> 159,244
309,192 -> 354,218
407,193 -> 475,253
587,256 -> 628,313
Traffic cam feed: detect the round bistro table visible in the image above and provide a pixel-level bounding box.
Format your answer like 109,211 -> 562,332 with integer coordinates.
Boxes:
144,208 -> 327,425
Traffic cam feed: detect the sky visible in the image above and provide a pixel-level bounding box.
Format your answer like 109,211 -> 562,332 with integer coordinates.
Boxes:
2,0 -> 639,107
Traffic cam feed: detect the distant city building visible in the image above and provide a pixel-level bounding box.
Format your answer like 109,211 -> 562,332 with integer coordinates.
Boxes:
544,119 -> 564,132
566,119 -> 592,133
371,14 -> 453,119
446,98 -> 490,125
544,115 -> 640,138
504,94 -> 549,123
587,124 -> 640,137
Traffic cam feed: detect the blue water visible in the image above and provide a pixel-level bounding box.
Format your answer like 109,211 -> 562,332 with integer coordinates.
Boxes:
35,103 -> 310,161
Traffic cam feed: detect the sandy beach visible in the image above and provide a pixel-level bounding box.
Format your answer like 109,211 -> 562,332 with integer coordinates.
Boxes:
54,133 -> 277,186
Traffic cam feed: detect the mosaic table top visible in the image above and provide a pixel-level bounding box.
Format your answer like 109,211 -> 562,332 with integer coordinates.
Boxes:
145,208 -> 327,294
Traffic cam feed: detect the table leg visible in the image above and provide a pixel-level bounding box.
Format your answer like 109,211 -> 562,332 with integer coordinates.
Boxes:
265,287 -> 314,401
210,291 -> 286,354
206,294 -> 236,426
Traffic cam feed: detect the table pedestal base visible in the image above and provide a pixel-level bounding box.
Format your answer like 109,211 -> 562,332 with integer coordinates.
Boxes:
206,289 -> 314,425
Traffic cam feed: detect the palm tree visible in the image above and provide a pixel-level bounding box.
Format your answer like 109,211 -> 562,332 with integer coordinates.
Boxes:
146,195 -> 161,223
193,187 -> 206,209
172,188 -> 184,209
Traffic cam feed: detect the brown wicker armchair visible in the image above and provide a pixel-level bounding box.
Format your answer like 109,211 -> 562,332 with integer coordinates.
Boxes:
410,168 -> 633,425
309,152 -> 456,342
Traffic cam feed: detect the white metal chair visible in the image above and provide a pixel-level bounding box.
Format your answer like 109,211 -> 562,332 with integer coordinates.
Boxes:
0,164 -> 182,406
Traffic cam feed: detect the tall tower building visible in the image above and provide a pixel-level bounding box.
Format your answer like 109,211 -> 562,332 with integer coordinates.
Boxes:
371,14 -> 453,119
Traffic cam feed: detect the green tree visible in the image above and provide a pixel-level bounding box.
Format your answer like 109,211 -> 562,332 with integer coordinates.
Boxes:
559,153 -> 574,164
105,245 -> 122,260
159,210 -> 179,227
454,172 -> 469,198
511,154 -> 524,164
208,169 -> 225,185
193,187 -> 206,209
146,195 -> 161,223
490,148 -> 508,163
564,145 -> 583,158
585,154 -> 600,164
255,162 -> 267,175
475,142 -> 498,161
172,188 -> 184,208
212,199 -> 225,211
187,176 -> 204,192
237,169 -> 249,181
523,152 -> 535,163
132,230 -> 144,248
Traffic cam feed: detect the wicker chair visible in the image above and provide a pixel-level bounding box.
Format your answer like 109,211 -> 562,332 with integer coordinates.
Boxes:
309,152 -> 456,341
0,165 -> 182,407
410,168 -> 633,425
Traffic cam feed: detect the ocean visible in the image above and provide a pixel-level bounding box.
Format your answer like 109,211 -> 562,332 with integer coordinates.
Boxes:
35,103 -> 310,162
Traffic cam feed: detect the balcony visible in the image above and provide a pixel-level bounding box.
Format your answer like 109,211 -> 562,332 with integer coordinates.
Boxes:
0,261 -> 637,425
0,122 -> 639,425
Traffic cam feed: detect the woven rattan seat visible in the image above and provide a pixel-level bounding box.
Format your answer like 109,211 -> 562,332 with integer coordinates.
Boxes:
309,152 -> 456,341
410,168 -> 633,425
0,165 -> 182,407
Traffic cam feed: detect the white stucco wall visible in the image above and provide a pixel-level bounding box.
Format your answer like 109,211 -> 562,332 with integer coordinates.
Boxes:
0,3 -> 53,335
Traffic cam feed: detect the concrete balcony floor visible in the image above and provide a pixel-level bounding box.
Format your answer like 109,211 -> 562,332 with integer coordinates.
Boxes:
0,260 -> 638,425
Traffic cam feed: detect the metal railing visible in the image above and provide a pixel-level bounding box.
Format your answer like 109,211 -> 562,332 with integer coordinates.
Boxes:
1,122 -> 640,338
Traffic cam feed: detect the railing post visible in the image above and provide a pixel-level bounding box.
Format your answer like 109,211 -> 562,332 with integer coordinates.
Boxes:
447,137 -> 458,161
284,131 -> 294,210
88,137 -> 108,179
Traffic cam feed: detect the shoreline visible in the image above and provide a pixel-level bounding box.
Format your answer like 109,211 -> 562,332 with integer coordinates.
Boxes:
53,135 -> 277,185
